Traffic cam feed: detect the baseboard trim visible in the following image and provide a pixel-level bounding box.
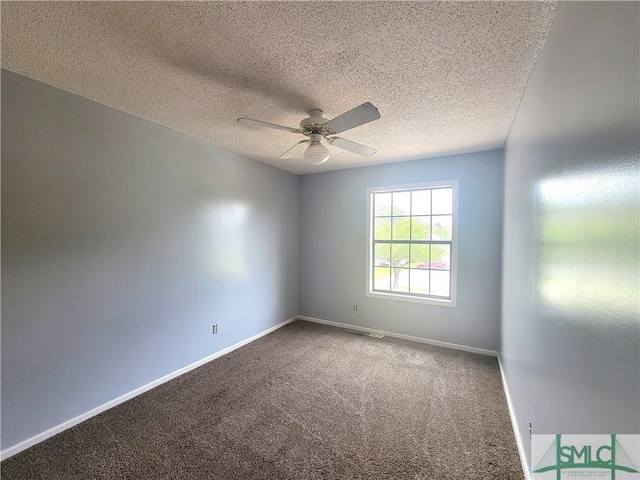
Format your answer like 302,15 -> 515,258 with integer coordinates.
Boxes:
497,354 -> 531,480
297,315 -> 497,357
298,314 -> 527,476
0,316 -> 297,461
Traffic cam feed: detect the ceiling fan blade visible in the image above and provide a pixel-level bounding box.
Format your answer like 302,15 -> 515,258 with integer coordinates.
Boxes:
325,102 -> 380,134
328,137 -> 377,157
237,117 -> 301,133
280,140 -> 309,159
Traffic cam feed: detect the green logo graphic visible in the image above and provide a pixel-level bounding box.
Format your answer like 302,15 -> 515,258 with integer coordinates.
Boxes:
533,434 -> 639,479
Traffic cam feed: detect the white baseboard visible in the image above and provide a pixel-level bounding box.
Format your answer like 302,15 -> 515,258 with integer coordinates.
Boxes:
497,354 -> 531,480
0,316 -> 297,461
297,317 -> 530,474
297,315 -> 497,357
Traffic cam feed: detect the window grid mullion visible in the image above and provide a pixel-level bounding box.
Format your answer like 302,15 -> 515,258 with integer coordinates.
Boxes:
373,240 -> 452,245
408,190 -> 412,293
428,189 -> 433,295
428,244 -> 432,295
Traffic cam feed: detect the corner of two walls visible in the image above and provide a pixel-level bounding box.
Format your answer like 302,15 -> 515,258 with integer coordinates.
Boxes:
1,69 -> 300,451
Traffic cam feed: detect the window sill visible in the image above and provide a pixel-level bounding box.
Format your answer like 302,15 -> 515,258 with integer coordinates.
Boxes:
366,291 -> 457,308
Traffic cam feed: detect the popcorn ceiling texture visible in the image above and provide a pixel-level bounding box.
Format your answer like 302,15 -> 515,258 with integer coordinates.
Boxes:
1,1 -> 557,175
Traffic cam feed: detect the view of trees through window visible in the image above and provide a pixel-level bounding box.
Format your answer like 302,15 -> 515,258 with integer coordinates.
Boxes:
371,186 -> 453,298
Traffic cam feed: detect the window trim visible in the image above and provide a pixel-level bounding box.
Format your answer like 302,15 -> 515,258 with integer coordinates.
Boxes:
365,180 -> 459,308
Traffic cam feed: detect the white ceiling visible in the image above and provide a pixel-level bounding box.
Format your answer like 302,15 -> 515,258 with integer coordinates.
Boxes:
1,1 -> 557,175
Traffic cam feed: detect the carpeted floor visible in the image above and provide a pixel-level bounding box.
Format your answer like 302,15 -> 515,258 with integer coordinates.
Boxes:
1,320 -> 524,479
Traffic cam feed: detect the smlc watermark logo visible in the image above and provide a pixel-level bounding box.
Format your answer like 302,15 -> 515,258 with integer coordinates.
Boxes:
532,434 -> 639,479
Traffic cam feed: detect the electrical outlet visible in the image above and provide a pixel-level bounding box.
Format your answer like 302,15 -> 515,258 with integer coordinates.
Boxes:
212,324 -> 218,334
529,417 -> 532,438
353,304 -> 358,311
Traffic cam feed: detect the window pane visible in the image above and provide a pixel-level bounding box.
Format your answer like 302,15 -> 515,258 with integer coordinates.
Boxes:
410,244 -> 430,268
374,218 -> 391,240
392,217 -> 410,240
411,216 -> 430,240
392,191 -> 411,216
430,270 -> 450,297
374,244 -> 391,266
431,215 -> 452,240
391,268 -> 410,293
410,269 -> 429,294
370,183 -> 456,303
391,243 -> 410,268
374,192 -> 391,216
430,244 -> 450,270
432,188 -> 453,214
374,267 -> 391,291
412,190 -> 431,215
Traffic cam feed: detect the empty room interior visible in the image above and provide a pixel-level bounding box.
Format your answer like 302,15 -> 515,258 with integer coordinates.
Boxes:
1,2 -> 638,479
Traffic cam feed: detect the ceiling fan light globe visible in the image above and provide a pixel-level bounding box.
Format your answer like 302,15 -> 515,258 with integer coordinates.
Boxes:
304,143 -> 330,165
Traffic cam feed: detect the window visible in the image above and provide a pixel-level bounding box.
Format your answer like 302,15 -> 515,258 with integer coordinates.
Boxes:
366,180 -> 458,306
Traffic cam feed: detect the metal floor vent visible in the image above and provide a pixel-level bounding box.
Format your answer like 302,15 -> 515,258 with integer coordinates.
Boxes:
368,332 -> 385,338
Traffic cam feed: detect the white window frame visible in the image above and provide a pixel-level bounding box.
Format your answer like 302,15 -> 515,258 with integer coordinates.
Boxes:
365,180 -> 459,307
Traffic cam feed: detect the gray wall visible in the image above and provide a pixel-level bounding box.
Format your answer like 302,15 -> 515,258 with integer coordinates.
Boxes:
501,0 -> 640,471
1,70 -> 299,450
299,150 -> 504,350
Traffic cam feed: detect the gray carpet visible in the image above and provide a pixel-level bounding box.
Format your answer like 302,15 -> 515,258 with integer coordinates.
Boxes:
1,320 -> 524,479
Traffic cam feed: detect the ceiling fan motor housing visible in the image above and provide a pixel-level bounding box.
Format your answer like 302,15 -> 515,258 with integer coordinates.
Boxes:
300,109 -> 330,135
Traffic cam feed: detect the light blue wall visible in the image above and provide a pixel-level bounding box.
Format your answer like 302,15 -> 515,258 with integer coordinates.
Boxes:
501,1 -> 639,471
299,150 -> 504,350
4,2 -> 638,462
1,70 -> 299,450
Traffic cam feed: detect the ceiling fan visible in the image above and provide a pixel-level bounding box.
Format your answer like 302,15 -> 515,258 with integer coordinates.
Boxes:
237,102 -> 380,165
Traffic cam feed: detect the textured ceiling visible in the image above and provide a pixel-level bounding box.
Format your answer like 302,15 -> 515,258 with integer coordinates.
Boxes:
1,1 -> 557,175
